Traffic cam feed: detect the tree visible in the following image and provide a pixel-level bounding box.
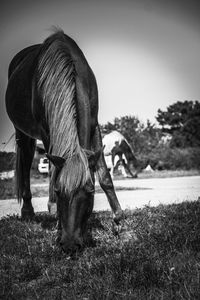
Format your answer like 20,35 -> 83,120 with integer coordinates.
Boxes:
99,122 -> 117,136
156,100 -> 200,147
140,119 -> 163,153
100,115 -> 162,155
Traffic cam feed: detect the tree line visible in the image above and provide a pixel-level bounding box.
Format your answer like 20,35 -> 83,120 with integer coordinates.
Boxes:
100,100 -> 200,170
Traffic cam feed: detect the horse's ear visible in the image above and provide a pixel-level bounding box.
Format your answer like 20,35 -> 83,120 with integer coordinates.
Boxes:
46,153 -> 65,169
87,146 -> 104,170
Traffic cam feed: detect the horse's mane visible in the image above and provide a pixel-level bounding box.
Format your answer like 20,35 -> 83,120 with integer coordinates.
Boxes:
37,30 -> 91,194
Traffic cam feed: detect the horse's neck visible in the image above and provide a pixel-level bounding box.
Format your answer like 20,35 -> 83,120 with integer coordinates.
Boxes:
75,77 -> 91,149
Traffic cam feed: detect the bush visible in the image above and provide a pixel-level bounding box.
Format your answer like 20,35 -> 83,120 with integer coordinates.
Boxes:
138,147 -> 200,170
0,152 -> 16,172
0,179 -> 16,199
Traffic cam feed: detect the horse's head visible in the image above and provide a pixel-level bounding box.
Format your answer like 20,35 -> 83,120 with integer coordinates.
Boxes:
47,149 -> 102,253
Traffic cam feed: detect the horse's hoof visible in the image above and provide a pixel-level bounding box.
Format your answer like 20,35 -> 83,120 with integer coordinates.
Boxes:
113,210 -> 124,225
21,208 -> 35,220
113,223 -> 138,243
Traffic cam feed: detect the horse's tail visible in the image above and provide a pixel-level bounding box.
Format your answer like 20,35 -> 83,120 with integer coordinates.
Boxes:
15,143 -> 24,203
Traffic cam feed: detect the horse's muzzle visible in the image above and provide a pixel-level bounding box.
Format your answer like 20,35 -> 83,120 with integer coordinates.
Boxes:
60,235 -> 83,253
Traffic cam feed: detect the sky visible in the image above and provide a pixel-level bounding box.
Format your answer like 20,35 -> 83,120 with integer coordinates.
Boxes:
0,0 -> 200,151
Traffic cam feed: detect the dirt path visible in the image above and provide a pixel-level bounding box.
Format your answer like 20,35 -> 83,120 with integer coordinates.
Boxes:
1,176 -> 199,218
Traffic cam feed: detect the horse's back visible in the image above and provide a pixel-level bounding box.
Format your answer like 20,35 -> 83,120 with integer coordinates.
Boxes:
6,44 -> 42,139
8,44 -> 41,78
6,31 -> 98,144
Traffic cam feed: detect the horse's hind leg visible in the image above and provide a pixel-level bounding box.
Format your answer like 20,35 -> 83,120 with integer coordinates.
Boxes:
15,129 -> 36,219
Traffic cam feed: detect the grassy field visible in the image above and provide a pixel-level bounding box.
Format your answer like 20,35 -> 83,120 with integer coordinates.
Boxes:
1,200 -> 200,299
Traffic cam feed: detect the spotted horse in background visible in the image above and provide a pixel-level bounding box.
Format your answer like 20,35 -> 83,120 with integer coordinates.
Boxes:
103,131 -> 139,178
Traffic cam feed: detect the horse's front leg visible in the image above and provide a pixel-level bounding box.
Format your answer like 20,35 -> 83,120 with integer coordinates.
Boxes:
92,125 -> 123,224
15,130 -> 36,220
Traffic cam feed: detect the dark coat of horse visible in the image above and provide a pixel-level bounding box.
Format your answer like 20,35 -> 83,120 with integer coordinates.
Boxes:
6,30 -> 122,252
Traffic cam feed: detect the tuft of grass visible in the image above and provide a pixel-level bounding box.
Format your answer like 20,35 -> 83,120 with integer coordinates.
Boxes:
1,200 -> 200,299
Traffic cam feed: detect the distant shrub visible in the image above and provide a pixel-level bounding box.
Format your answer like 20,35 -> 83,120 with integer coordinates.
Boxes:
167,147 -> 200,170
0,151 -> 16,172
138,147 -> 200,170
0,179 -> 16,199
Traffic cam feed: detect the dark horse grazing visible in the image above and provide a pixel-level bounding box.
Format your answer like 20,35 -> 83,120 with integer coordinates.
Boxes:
6,30 -> 123,252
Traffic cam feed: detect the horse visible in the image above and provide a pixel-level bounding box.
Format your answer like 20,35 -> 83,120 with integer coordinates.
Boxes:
5,29 -> 123,252
103,131 -> 138,178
